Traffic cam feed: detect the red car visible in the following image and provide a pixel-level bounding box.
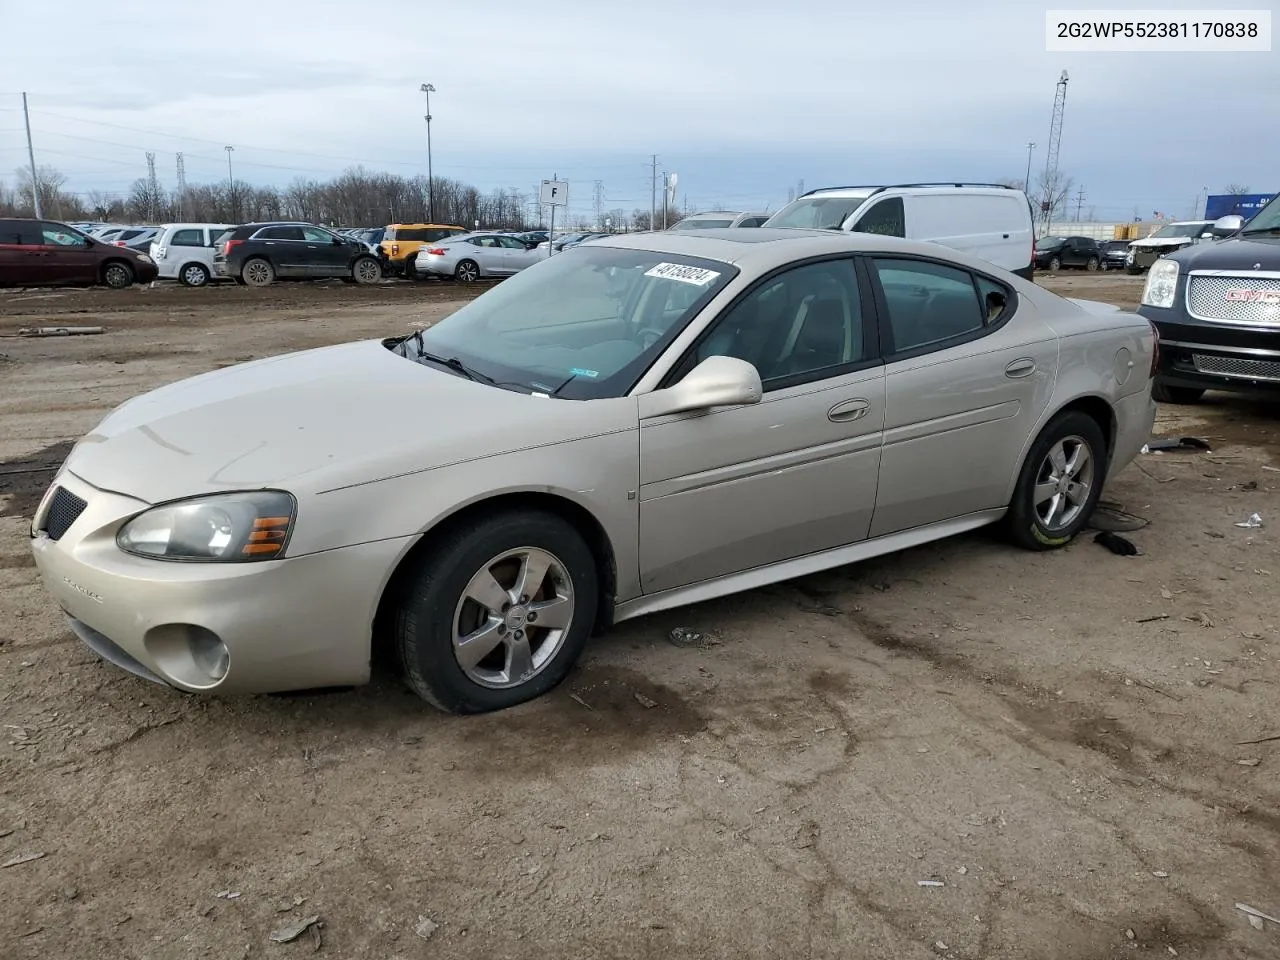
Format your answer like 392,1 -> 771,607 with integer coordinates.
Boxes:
0,218 -> 159,288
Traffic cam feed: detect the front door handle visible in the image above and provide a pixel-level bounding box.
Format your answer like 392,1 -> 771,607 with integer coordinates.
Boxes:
1005,358 -> 1036,379
828,398 -> 870,422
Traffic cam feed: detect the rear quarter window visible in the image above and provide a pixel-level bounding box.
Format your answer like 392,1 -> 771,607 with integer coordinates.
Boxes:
170,229 -> 203,246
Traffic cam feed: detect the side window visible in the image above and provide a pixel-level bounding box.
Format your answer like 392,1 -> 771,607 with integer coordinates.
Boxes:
302,226 -> 334,242
498,236 -> 526,249
852,197 -> 905,238
41,224 -> 86,246
0,222 -> 42,245
475,236 -> 501,248
975,275 -> 1011,323
170,229 -> 203,247
872,258 -> 985,353
682,259 -> 865,388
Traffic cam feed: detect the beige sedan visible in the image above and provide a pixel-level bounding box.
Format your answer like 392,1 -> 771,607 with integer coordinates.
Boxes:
30,229 -> 1156,713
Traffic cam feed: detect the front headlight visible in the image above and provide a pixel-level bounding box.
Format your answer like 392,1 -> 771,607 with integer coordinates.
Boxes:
1140,258 -> 1179,308
117,491 -> 296,562
136,254 -> 154,264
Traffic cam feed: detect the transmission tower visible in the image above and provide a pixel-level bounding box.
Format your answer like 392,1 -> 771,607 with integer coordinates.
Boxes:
145,151 -> 159,222
175,152 -> 188,220
1040,70 -> 1069,232
592,180 -> 604,230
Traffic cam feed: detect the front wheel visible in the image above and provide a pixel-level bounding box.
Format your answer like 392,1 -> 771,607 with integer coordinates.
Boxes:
395,511 -> 599,713
455,259 -> 480,283
103,261 -> 134,289
1152,382 -> 1205,404
1005,411 -> 1107,551
352,256 -> 382,285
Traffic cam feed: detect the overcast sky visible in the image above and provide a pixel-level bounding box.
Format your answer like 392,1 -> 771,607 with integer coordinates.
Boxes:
2,0 -> 1276,222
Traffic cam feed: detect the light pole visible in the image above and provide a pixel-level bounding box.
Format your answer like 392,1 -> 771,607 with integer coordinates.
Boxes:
420,83 -> 435,220
224,145 -> 236,220
1023,141 -> 1035,194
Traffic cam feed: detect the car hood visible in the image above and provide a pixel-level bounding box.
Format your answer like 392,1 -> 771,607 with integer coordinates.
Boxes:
1164,234 -> 1280,271
1131,237 -> 1195,249
65,340 -> 636,504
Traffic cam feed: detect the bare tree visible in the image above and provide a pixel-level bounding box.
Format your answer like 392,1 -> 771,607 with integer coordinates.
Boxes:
1034,169 -> 1074,229
7,165 -> 82,219
1224,182 -> 1251,197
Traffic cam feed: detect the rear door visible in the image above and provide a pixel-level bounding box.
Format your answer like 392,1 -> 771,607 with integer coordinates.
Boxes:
865,255 -> 1058,537
256,225 -> 306,275
0,220 -> 46,285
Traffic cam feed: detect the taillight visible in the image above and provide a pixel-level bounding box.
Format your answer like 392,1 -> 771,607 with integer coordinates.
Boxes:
1148,320 -> 1160,378
426,247 -> 447,256
113,240 -> 126,246
391,243 -> 400,255
224,239 -> 243,256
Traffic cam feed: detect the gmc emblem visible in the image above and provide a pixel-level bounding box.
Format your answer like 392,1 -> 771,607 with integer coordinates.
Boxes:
1225,288 -> 1280,305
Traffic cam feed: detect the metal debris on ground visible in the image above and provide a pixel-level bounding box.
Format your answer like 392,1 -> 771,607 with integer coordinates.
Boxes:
1143,437 -> 1211,453
1095,531 -> 1139,555
633,692 -> 658,709
917,880 -> 945,887
215,890 -> 241,899
1236,513 -> 1264,529
16,326 -> 106,337
1088,500 -> 1149,532
1,851 -> 46,868
269,916 -> 321,944
414,915 -> 440,940
1237,758 -> 1262,767
1235,733 -> 1280,746
1236,902 -> 1280,926
668,627 -> 704,647
1152,871 -> 1169,878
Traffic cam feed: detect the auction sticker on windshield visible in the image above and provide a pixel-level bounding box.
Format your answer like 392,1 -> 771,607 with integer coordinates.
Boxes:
644,263 -> 721,286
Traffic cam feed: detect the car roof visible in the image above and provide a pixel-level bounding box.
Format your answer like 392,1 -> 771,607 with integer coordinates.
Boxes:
587,227 -> 1005,271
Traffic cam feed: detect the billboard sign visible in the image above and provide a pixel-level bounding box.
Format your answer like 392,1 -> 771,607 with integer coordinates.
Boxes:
1205,192 -> 1275,220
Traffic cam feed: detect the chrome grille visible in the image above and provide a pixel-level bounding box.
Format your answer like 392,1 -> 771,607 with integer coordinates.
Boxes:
43,486 -> 87,541
1187,274 -> 1280,324
1193,353 -> 1280,383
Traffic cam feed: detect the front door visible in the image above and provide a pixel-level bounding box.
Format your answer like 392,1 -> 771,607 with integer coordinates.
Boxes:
638,257 -> 886,594
40,223 -> 99,283
864,255 -> 1058,537
498,234 -> 538,272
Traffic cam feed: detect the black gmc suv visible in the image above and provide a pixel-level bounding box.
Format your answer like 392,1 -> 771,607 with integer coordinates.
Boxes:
214,222 -> 386,286
1138,194 -> 1280,403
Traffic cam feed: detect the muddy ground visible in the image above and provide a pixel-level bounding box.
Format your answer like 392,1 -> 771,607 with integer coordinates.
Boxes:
1,273 -> 1277,959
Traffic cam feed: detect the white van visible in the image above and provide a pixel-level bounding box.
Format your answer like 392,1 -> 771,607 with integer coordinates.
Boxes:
150,223 -> 235,286
763,183 -> 1036,279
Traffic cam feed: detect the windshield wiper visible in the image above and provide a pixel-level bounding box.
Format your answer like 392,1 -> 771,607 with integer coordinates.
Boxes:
418,350 -> 495,384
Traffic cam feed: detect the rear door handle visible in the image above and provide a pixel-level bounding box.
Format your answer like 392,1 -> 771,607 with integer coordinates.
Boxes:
828,398 -> 870,422
1002,233 -> 1010,238
1005,358 -> 1036,378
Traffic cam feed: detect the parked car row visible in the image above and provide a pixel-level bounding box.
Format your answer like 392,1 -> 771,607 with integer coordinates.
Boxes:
1033,220 -> 1238,276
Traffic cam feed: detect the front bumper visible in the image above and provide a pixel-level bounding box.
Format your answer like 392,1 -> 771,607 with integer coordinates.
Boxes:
1142,306 -> 1280,397
29,470 -> 409,694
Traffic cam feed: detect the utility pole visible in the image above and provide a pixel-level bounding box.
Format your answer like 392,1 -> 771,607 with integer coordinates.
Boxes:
176,153 -> 188,220
662,172 -> 669,229
145,151 -> 159,222
650,155 -> 658,231
593,179 -> 604,230
224,146 -> 236,221
1073,185 -> 1086,222
797,178 -> 805,199
1024,141 -> 1036,192
420,83 -> 436,220
21,92 -> 42,218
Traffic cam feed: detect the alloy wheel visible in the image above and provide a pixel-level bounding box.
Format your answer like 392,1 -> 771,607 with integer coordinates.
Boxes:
1033,435 -> 1095,532
452,547 -> 574,689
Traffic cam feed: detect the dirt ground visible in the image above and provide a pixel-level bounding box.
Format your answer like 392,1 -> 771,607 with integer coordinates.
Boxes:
1,273 -> 1278,959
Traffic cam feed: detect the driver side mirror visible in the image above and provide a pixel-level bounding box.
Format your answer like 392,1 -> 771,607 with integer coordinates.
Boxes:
1212,214 -> 1244,234
638,355 -> 763,419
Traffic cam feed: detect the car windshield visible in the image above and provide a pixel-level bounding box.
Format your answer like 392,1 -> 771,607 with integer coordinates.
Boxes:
1149,222 -> 1208,239
1037,237 -> 1067,249
400,244 -> 737,400
1242,197 -> 1280,234
672,218 -> 733,230
765,195 -> 871,230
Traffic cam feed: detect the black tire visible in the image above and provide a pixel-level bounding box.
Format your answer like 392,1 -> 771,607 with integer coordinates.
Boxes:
352,256 -> 381,285
1005,410 -> 1108,552
1086,256 -> 1099,272
179,263 -> 210,287
241,258 -> 274,287
395,510 -> 599,714
455,259 -> 480,283
102,261 -> 134,289
1152,382 -> 1205,404
1125,267 -> 1142,276
1049,256 -> 1062,271
402,253 -> 420,280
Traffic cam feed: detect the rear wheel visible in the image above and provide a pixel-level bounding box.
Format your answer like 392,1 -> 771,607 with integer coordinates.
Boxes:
394,511 -> 598,713
455,259 -> 480,283
242,258 -> 274,287
1152,382 -> 1205,404
102,261 -> 134,289
1049,256 -> 1062,271
1005,411 -> 1107,551
402,253 -> 419,280
179,263 -> 210,287
1086,256 -> 1099,271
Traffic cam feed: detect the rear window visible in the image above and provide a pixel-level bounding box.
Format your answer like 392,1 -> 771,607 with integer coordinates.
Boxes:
765,195 -> 872,230
387,227 -> 466,242
213,230 -> 235,247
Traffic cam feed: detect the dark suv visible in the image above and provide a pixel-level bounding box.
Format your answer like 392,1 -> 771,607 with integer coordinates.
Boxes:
1138,195 -> 1280,403
214,222 -> 385,286
0,218 -> 159,288
1033,235 -> 1101,272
